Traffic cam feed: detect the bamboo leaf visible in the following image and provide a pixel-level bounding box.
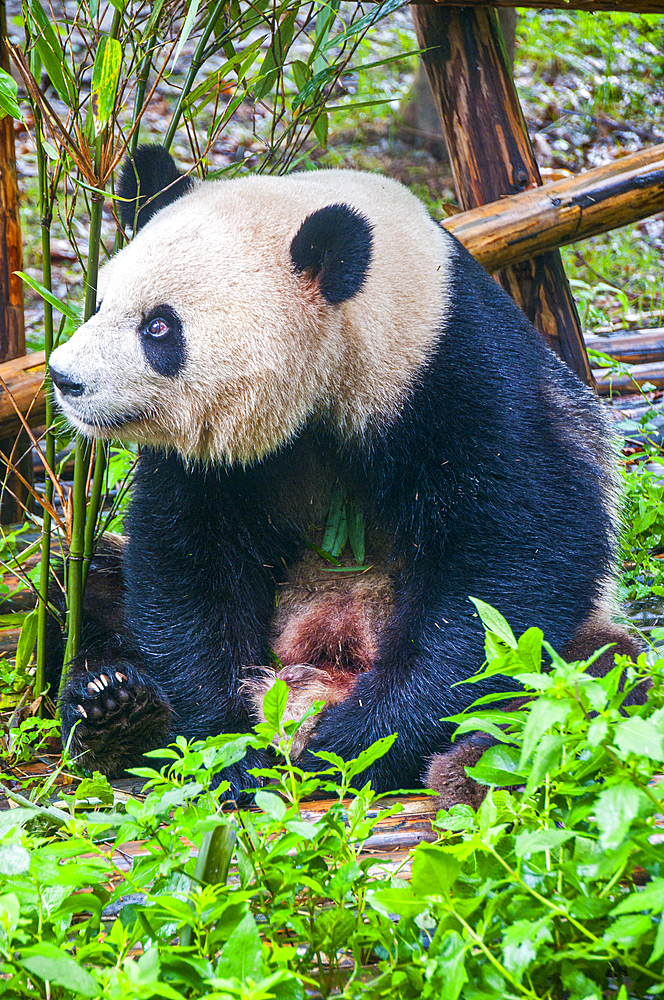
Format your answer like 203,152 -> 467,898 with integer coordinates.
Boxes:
91,36 -> 123,135
16,610 -> 38,674
171,0 -> 203,70
346,502 -> 365,566
0,68 -> 22,121
25,0 -> 76,107
318,0 -> 407,57
253,6 -> 298,101
322,487 -> 347,559
16,272 -> 80,321
311,110 -> 328,146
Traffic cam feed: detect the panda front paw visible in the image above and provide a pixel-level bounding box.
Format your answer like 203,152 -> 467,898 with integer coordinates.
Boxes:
60,659 -> 172,776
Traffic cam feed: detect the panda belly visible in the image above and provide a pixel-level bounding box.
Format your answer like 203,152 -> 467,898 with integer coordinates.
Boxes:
244,535 -> 396,753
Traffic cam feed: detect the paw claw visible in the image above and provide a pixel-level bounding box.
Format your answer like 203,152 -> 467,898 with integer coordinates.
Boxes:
76,704 -> 88,718
115,671 -> 127,683
99,674 -> 110,687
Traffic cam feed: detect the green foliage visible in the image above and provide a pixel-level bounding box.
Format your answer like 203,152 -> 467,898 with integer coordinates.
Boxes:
0,609 -> 663,997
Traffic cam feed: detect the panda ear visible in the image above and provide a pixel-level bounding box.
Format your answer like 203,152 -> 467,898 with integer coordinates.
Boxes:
290,204 -> 373,304
117,145 -> 194,233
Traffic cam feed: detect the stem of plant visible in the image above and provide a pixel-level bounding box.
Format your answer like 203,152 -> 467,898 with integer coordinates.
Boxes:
34,110 -> 55,710
60,137 -> 104,690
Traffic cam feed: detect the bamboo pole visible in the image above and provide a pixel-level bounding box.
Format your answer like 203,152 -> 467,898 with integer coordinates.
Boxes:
412,4 -> 593,385
415,0 -> 664,12
442,143 -> 664,272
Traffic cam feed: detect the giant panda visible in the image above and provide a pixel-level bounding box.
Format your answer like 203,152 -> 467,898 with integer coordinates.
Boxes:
47,145 -> 640,801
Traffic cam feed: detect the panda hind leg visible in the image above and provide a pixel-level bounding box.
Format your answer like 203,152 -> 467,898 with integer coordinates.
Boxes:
60,654 -> 172,777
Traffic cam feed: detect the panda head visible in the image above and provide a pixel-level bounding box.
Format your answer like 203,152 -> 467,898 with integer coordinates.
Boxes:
49,148 -> 450,464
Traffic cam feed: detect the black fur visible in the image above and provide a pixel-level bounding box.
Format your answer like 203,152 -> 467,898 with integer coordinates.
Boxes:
140,305 -> 187,378
290,204 -> 373,303
56,208 -> 639,795
118,145 -> 194,232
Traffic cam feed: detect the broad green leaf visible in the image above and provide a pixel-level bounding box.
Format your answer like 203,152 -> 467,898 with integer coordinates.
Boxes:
502,915 -> 552,980
0,844 -> 29,875
516,626 -> 543,671
434,802 -> 476,831
524,733 -> 565,795
611,878 -> 664,916
613,716 -> 664,762
519,697 -> 570,770
466,743 -> 524,787
431,931 -> 468,1000
367,886 -> 427,917
215,912 -> 263,983
595,782 -> 646,849
75,771 -> 114,804
603,913 -> 652,946
19,943 -> 98,996
0,893 -> 19,937
411,844 -> 461,897
91,36 -> 122,134
255,789 -> 287,821
468,597 -> 517,649
515,827 -> 575,858
345,733 -> 398,780
560,960 -> 602,1000
262,678 -> 289,729
284,819 -> 319,839
0,68 -> 22,120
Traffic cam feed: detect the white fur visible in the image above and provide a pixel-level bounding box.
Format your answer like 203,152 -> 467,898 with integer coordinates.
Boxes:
50,169 -> 453,464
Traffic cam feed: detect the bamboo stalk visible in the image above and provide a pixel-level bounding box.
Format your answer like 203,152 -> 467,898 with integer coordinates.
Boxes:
61,179 -> 104,679
442,144 -> 664,272
413,0 -> 664,12
34,111 -> 56,706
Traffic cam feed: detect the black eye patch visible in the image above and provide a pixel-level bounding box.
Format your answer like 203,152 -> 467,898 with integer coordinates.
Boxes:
140,304 -> 187,378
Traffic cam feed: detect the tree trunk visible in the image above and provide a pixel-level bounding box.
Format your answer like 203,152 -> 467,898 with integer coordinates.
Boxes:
412,3 -> 593,385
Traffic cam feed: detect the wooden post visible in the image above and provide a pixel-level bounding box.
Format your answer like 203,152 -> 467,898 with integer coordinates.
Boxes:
411,4 -> 594,385
0,0 -> 30,523
420,0 -> 664,12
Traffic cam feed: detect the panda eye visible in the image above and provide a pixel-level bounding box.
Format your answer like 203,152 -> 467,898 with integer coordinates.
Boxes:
145,317 -> 170,339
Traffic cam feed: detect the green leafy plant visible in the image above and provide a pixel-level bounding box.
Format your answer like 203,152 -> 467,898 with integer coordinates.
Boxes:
0,605 -> 662,998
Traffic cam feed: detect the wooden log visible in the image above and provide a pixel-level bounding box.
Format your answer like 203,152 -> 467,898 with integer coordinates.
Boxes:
0,1 -> 30,523
443,144 -> 664,272
0,351 -> 46,439
412,4 -> 593,385
585,329 -> 664,367
594,361 -> 664,396
416,0 -> 664,12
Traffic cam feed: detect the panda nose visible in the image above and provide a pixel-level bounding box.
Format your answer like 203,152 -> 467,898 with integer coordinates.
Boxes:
49,363 -> 85,397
